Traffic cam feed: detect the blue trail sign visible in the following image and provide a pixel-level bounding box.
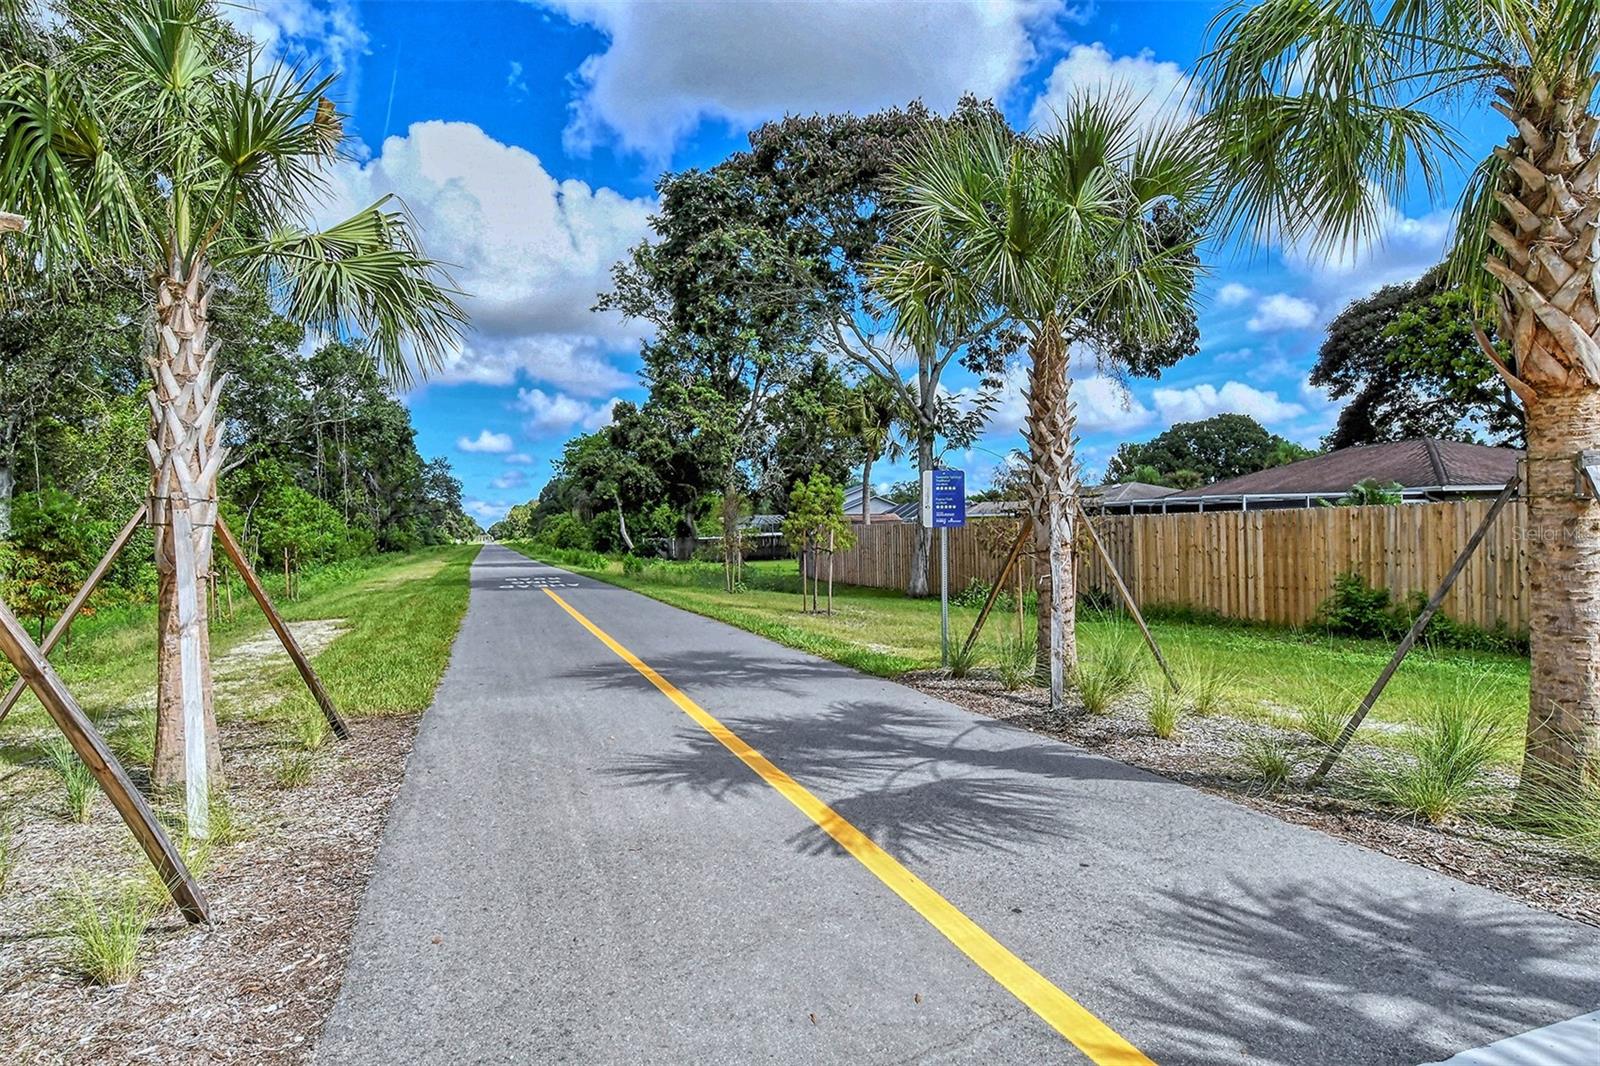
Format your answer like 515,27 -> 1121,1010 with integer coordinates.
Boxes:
930,468 -> 966,528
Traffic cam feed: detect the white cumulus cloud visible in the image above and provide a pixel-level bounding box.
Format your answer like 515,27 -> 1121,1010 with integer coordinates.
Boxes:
458,429 -> 515,454
1247,293 -> 1319,332
1029,43 -> 1193,137
226,1 -> 367,86
1152,382 -> 1306,425
517,388 -> 623,436
1216,282 -> 1254,307
323,121 -> 654,391
985,364 -> 1154,437
540,0 -> 1063,157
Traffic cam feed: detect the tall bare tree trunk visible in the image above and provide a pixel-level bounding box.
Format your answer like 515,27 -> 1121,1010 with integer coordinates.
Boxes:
861,455 -> 873,526
1483,80 -> 1600,796
908,433 -> 934,597
0,453 -> 12,538
614,488 -> 635,553
1023,325 -> 1077,710
149,261 -> 226,806
720,481 -> 741,593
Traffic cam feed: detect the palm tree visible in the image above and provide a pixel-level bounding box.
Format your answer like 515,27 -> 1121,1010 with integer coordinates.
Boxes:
1200,0 -> 1600,796
875,98 -> 1210,711
846,376 -> 905,525
0,0 -> 462,826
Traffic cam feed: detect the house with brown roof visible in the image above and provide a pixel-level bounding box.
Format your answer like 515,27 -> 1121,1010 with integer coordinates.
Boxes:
1121,439 -> 1521,513
1083,481 -> 1179,514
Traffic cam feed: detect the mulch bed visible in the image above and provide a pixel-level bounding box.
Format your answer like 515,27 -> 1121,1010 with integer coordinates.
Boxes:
903,671 -> 1600,929
0,714 -> 418,1064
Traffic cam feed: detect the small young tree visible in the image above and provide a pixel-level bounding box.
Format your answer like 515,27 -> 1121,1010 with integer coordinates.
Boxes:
782,473 -> 855,614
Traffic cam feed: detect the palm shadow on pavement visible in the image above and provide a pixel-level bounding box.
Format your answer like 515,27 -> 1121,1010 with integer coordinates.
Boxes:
1120,876 -> 1600,1066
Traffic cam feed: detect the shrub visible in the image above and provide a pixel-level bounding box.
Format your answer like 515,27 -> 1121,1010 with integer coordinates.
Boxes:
1314,572 -> 1527,653
1182,658 -> 1238,717
205,791 -> 248,848
288,711 -> 329,752
46,740 -> 97,823
1315,572 -> 1400,640
621,554 -> 645,577
60,880 -> 149,985
1242,736 -> 1298,793
947,637 -> 981,679
1357,687 -> 1514,824
995,634 -> 1036,690
953,578 -> 1009,611
112,707 -> 158,768
273,751 -> 317,788
1146,684 -> 1183,740
1297,688 -> 1351,750
1074,641 -> 1142,714
1507,776 -> 1600,864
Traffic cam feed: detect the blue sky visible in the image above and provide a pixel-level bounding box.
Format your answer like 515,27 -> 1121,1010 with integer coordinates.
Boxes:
246,0 -> 1500,524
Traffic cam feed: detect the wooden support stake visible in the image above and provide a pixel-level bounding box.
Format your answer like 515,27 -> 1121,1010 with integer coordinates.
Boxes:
215,516 -> 350,741
0,505 -> 148,726
1311,475 -> 1521,785
1075,500 -> 1181,694
958,518 -> 1033,665
0,595 -> 209,922
827,530 -> 834,616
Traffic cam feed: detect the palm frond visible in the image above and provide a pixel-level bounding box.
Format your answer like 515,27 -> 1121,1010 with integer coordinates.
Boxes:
191,57 -> 339,259
1199,0 -> 1485,254
0,62 -> 149,282
245,198 -> 466,390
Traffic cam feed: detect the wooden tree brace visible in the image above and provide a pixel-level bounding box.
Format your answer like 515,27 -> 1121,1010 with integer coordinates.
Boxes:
0,506 -> 148,726
214,516 -> 349,741
958,518 -> 1033,664
0,595 -> 209,923
1075,500 -> 1181,694
1310,475 -> 1522,786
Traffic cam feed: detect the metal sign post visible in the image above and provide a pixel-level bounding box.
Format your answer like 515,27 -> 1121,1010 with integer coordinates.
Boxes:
926,468 -> 966,666
940,527 -> 949,663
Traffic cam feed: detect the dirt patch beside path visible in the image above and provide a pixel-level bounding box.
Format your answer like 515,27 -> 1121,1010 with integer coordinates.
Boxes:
0,715 -> 417,1065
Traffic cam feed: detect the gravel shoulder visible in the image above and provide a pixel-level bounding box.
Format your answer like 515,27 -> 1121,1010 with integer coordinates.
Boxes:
903,671 -> 1600,929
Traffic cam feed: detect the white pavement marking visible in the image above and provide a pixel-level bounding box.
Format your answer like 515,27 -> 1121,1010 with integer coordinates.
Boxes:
498,575 -> 578,590
1423,1011 -> 1600,1065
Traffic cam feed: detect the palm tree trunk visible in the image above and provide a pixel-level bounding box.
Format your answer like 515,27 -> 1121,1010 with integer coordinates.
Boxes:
149,262 -> 226,802
1483,83 -> 1600,796
1521,390 -> 1600,793
908,433 -> 934,597
1024,325 -> 1077,709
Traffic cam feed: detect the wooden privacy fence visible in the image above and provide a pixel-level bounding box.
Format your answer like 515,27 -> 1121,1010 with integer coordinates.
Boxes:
813,500 -> 1532,633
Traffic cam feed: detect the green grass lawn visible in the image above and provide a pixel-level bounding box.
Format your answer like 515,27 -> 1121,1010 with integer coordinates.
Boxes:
0,545 -> 479,772
510,545 -> 1531,758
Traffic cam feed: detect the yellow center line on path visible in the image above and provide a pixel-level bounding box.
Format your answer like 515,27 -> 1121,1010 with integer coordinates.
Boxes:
542,588 -> 1155,1066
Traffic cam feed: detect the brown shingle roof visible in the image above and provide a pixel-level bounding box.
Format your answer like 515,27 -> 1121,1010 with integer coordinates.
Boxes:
1162,440 -> 1520,500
